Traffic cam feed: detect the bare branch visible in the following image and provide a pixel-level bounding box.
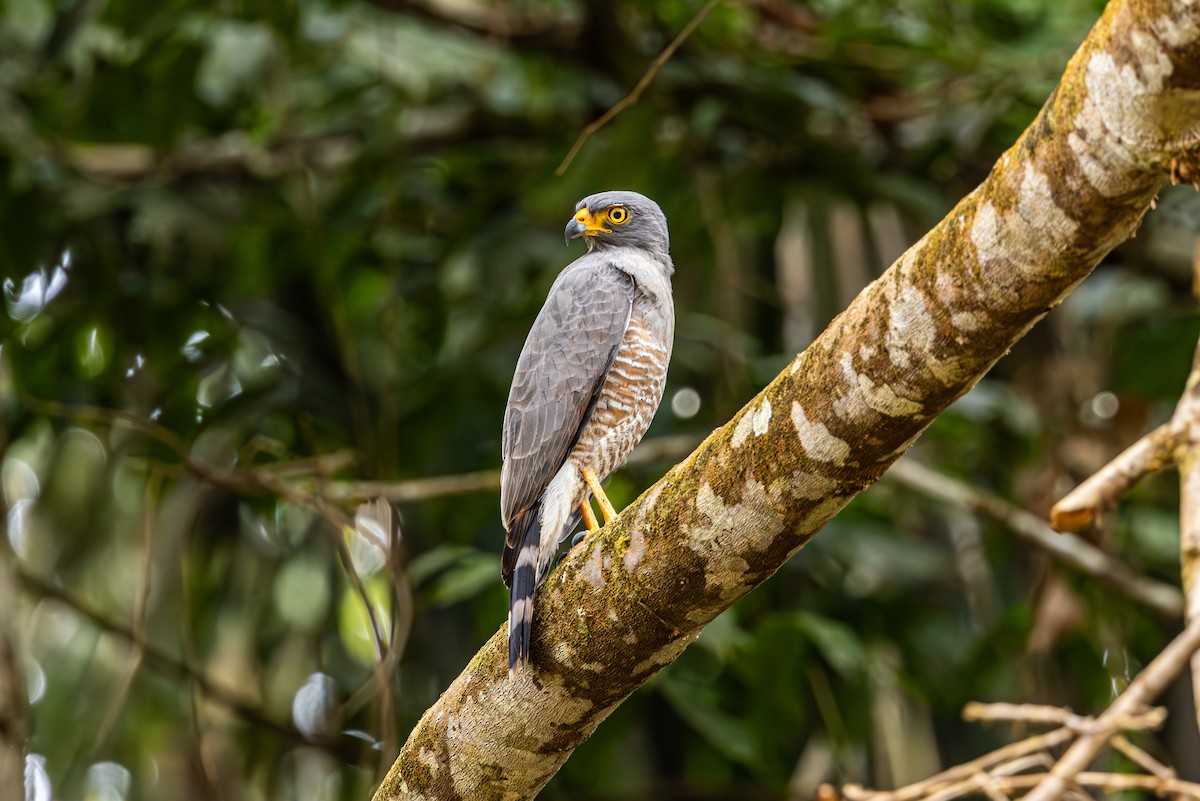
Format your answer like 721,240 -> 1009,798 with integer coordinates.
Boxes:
363,0 -> 580,49
94,472 -> 162,749
887,459 -> 1185,619
902,772 -> 1200,801
842,728 -> 1073,801
62,132 -> 362,182
24,397 -> 397,673
330,468 -> 500,504
1047,773 -> 1200,798
1109,734 -> 1177,783
846,620 -> 1200,801
1024,620 -> 1200,801
961,701 -> 1166,733
325,433 -> 701,503
1053,323 -> 1200,730
1182,260 -> 1200,734
14,570 -> 359,761
1050,421 -> 1183,532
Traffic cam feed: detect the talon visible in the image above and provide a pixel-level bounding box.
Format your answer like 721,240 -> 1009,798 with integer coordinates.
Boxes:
581,468 -> 617,523
557,519 -> 592,567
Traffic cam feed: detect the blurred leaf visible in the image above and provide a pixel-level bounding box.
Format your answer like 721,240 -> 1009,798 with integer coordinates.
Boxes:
273,556 -> 331,631
196,21 -> 275,107
425,551 -> 497,608
786,611 -> 867,679
1123,506 -> 1182,568
337,574 -> 392,666
408,544 -> 486,587
658,674 -> 764,771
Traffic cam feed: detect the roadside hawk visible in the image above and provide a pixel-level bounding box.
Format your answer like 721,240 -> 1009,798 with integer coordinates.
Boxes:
501,190 -> 675,676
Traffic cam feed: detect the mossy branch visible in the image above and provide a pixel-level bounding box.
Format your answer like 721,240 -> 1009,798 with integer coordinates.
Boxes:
376,0 -> 1200,798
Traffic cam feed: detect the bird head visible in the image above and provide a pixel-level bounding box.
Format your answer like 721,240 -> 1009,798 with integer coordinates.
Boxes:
565,191 -> 670,258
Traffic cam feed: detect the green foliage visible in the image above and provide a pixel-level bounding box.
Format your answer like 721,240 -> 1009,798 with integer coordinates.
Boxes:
3,0 -> 1199,798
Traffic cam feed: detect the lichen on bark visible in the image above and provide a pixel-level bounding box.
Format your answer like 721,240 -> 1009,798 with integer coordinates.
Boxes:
374,1 -> 1200,798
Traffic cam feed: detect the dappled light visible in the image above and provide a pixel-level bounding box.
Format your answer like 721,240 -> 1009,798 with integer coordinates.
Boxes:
3,254 -> 69,325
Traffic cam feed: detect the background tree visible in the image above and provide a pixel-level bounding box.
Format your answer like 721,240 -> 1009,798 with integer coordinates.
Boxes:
2,0 -> 1199,800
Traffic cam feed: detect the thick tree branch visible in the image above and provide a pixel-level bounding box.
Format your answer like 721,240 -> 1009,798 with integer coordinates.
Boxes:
376,1 -> 1200,797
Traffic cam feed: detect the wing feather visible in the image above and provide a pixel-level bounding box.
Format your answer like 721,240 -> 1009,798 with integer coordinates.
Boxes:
500,259 -> 634,534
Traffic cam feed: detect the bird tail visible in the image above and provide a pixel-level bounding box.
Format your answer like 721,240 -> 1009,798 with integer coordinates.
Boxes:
504,498 -> 584,677
506,506 -> 541,677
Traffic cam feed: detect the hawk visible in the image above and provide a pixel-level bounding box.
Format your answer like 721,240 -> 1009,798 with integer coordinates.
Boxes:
501,190 -> 675,676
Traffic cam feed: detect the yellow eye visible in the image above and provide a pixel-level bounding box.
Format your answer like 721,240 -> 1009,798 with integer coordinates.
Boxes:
608,206 -> 630,225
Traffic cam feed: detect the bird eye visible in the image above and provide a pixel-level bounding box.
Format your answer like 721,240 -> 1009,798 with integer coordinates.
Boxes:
608,206 -> 630,225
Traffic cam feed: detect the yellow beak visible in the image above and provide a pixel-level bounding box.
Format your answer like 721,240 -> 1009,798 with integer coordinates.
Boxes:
564,208 -> 610,244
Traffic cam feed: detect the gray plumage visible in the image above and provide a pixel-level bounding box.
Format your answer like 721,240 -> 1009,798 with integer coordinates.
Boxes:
501,191 -> 675,675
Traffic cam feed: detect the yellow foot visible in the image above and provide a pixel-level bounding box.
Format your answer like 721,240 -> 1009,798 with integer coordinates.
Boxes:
581,468 -> 618,524
579,501 -> 599,535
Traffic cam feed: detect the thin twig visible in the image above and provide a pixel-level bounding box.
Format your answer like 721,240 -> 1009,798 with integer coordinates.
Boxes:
989,754 -> 1055,776
1007,772 -> 1200,798
841,727 -> 1074,801
176,519 -> 224,800
26,397 -> 394,667
1109,734 -> 1177,783
1023,619 -> 1200,801
847,745 -> 1200,801
886,459 -> 1185,619
380,0 -> 577,42
61,132 -> 362,181
1050,421 -> 1183,532
325,432 -> 703,503
329,468 -> 501,504
911,772 -> 1200,801
15,570 -> 357,760
1051,324 -> 1200,732
962,701 -> 1166,733
1178,333 -> 1200,736
94,471 -> 162,749
555,0 -> 723,175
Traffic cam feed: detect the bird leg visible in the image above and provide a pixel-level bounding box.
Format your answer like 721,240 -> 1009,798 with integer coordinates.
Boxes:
579,501 -> 600,535
581,468 -> 618,524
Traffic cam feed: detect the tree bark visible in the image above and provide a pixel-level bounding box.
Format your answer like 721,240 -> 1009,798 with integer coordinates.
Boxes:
375,0 -> 1200,798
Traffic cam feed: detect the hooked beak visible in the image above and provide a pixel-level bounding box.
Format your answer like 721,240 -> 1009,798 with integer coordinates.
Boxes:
565,207 -> 610,245
564,217 -> 587,245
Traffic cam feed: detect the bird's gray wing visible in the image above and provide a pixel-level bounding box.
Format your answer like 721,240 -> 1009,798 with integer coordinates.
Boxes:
501,260 -> 634,532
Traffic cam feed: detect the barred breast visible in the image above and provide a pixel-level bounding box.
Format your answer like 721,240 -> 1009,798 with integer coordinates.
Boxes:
570,298 -> 672,479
